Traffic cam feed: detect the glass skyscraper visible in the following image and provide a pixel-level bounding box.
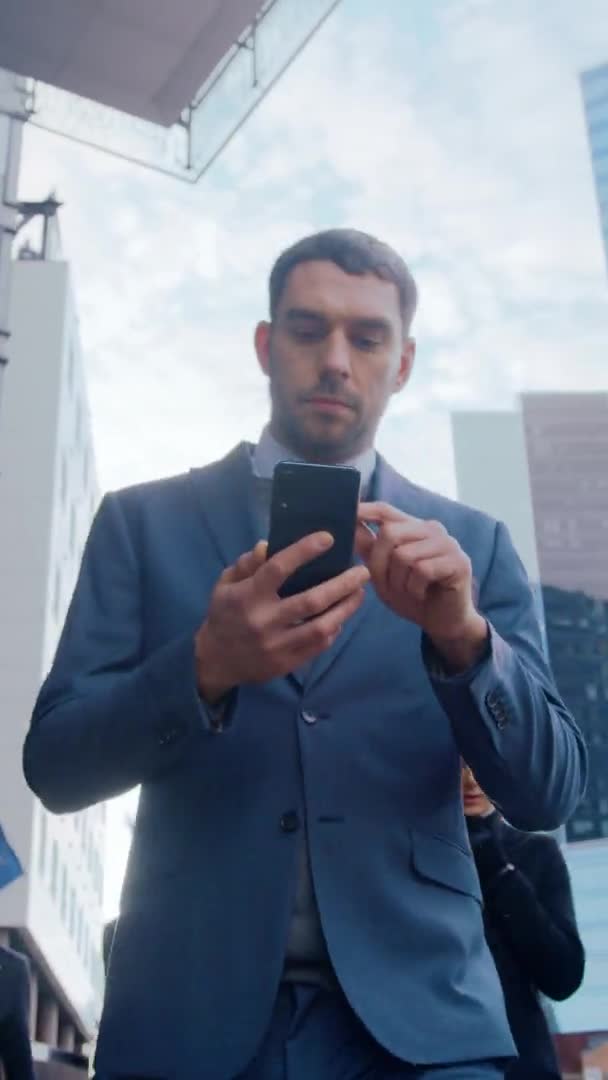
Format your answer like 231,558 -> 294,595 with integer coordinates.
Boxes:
581,61 -> 608,269
521,392 -> 608,844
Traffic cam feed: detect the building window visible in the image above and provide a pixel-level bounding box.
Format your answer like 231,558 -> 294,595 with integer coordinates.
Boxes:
38,812 -> 47,877
60,454 -> 68,506
50,840 -> 59,900
53,565 -> 62,620
60,865 -> 68,923
69,888 -> 76,937
96,853 -> 104,904
69,504 -> 77,557
67,345 -> 75,394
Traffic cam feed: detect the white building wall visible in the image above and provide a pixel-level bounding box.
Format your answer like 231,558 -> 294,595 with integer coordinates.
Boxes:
0,253 -> 104,1027
450,410 -> 540,582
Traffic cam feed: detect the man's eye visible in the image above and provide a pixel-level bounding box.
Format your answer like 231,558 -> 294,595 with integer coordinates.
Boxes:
353,336 -> 381,351
292,327 -> 322,342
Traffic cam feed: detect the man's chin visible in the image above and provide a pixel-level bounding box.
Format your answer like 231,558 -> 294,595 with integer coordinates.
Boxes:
299,424 -> 356,459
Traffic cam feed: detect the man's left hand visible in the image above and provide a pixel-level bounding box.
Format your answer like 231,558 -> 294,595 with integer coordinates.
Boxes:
356,502 -> 488,672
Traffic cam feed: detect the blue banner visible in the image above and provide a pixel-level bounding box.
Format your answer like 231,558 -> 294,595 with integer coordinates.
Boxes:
0,823 -> 23,891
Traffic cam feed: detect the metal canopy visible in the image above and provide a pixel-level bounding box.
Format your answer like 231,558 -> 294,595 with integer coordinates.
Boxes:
0,0 -> 265,127
0,0 -> 342,181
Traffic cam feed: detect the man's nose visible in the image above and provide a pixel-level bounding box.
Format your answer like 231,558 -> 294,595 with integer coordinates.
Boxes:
319,330 -> 352,378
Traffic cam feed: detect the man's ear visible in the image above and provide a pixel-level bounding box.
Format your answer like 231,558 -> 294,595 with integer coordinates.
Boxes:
255,321 -> 271,376
393,338 -> 416,395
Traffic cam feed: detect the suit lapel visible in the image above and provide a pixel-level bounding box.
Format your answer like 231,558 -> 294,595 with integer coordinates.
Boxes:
188,442 -> 260,570
304,455 -> 430,691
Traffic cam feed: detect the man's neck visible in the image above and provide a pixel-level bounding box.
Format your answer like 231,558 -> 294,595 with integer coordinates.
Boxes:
253,426 -> 377,491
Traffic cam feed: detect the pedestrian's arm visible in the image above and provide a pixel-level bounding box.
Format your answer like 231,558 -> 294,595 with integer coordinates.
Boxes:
481,836 -> 585,1001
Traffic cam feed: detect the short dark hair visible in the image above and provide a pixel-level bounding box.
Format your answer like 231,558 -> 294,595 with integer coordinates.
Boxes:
269,228 -> 418,333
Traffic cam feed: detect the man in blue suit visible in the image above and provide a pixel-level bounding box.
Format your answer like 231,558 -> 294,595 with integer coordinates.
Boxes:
23,229 -> 586,1080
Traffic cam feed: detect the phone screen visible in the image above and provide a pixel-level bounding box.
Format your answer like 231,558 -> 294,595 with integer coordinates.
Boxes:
267,461 -> 361,597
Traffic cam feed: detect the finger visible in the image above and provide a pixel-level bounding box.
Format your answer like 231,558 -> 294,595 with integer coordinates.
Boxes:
283,586 -> 367,659
258,531 -> 334,594
279,564 -> 370,626
379,528 -> 451,591
235,541 -> 268,581
358,501 -> 420,527
404,554 -> 462,592
388,558 -> 425,602
221,541 -> 268,585
368,522 -> 422,590
388,536 -> 446,572
361,520 -> 429,575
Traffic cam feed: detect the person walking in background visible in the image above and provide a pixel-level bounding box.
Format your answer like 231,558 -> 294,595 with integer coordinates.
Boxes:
0,945 -> 36,1080
463,764 -> 585,1079
23,229 -> 586,1079
0,824 -> 34,1080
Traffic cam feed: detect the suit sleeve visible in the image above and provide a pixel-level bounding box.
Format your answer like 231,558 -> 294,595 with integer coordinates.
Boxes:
424,520 -> 587,830
483,836 -> 585,1001
23,492 -> 218,813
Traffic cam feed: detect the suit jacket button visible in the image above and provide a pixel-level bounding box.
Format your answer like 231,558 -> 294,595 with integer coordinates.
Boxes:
485,690 -> 499,712
301,711 -> 317,725
159,728 -> 180,747
280,811 -> 300,833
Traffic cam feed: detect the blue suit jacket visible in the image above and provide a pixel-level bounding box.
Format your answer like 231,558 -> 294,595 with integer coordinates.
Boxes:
23,444 -> 586,1080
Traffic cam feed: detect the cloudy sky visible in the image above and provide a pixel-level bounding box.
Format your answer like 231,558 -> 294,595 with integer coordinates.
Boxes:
18,0 -> 608,916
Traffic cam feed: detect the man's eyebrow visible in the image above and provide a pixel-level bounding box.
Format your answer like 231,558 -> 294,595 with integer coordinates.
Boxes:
283,310 -> 392,332
350,317 -> 392,334
284,307 -> 326,322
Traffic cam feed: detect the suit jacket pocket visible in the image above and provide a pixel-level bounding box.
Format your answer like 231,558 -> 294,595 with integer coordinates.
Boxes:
410,829 -> 482,904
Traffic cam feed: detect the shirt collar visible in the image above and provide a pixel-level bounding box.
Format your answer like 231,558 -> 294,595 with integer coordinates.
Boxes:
252,426 -> 376,493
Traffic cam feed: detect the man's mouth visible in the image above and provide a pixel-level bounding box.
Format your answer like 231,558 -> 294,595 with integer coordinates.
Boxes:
305,396 -> 354,413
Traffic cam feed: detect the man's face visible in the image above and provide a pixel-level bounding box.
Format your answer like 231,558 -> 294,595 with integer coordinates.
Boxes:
255,260 -> 415,462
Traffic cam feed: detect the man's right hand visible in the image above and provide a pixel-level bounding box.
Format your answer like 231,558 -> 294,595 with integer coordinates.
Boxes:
194,533 -> 370,703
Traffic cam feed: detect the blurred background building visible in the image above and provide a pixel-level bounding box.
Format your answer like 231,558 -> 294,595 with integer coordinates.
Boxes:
582,60 -> 608,271
0,209 -> 103,1066
451,392 -> 608,1046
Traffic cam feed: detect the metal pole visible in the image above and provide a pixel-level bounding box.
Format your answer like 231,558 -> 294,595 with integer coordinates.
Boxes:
0,72 -> 28,434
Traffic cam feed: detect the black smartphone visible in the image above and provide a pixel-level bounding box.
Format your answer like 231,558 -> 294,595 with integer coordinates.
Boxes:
267,461 -> 362,598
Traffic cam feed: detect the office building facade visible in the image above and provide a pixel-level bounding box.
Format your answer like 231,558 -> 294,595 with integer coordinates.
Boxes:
0,220 -> 104,1052
522,392 -> 608,843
